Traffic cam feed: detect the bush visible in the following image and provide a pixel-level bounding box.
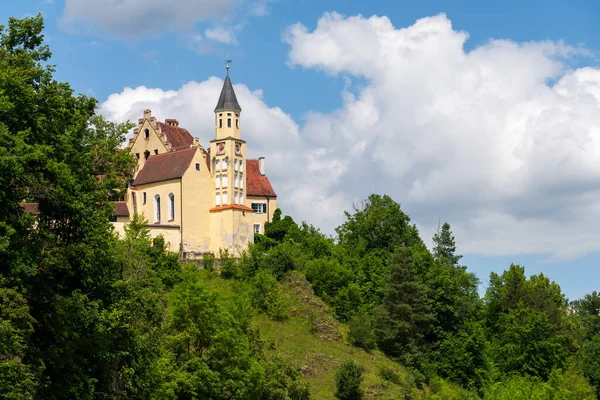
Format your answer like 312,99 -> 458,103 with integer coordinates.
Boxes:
348,311 -> 376,350
335,360 -> 364,400
250,270 -> 287,321
202,252 -> 215,271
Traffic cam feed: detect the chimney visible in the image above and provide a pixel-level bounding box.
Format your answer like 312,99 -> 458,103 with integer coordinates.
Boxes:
144,109 -> 152,118
258,157 -> 265,175
165,118 -> 179,127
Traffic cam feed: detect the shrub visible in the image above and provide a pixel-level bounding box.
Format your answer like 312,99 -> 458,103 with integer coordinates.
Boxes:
348,311 -> 376,350
250,269 -> 287,321
202,252 -> 215,271
335,360 -> 364,400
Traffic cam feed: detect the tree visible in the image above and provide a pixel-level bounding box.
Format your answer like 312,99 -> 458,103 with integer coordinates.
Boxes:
432,221 -> 462,265
484,265 -> 573,379
336,194 -> 422,254
334,360 -> 364,400
572,291 -> 600,397
374,247 -> 433,364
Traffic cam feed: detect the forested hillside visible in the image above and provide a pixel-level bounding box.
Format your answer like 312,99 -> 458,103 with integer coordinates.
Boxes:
1,14 -> 600,400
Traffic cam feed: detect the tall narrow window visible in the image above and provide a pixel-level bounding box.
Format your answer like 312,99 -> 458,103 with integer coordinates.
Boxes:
215,175 -> 221,189
154,194 -> 161,223
195,163 -> 200,171
144,129 -> 149,139
254,223 -> 261,234
222,191 -> 228,205
143,192 -> 147,205
222,174 -> 228,188
221,159 -> 227,170
144,150 -> 150,160
216,192 -> 221,206
234,174 -> 239,188
154,149 -> 158,155
234,159 -> 238,171
132,192 -> 137,214
234,191 -> 238,205
239,161 -> 243,173
240,176 -> 244,189
168,193 -> 175,221
219,119 -> 222,128
236,119 -> 239,129
239,193 -> 244,205
227,118 -> 231,128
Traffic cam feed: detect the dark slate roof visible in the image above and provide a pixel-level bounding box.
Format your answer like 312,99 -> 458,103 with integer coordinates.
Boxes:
113,201 -> 130,217
133,148 -> 196,186
246,159 -> 277,197
214,74 -> 241,113
157,122 -> 194,151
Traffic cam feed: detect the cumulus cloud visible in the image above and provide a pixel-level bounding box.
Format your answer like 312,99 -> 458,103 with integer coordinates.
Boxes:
204,23 -> 246,44
283,12 -> 600,260
60,0 -> 243,37
102,13 -> 600,261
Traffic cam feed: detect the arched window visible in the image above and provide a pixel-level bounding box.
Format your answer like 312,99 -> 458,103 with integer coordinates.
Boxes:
239,161 -> 243,173
222,174 -> 228,188
233,191 -> 238,204
219,119 -> 222,128
227,118 -> 231,128
168,193 -> 175,221
215,175 -> 221,189
236,119 -> 239,129
222,191 -> 228,205
144,150 -> 150,160
144,128 -> 149,139
215,192 -> 221,206
154,194 -> 161,223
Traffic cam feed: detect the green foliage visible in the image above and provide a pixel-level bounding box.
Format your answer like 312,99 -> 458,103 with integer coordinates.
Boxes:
484,264 -> 572,380
334,360 -> 364,400
202,251 -> 215,271
250,269 -> 287,321
483,366 -> 596,400
432,221 -> 462,265
374,247 -> 433,364
347,311 -> 376,351
336,194 -> 421,253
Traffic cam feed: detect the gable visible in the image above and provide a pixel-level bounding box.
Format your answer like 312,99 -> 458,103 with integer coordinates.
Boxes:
133,148 -> 197,186
246,159 -> 277,197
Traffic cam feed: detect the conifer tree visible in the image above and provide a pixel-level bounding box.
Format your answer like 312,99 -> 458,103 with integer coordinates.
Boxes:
432,221 -> 462,265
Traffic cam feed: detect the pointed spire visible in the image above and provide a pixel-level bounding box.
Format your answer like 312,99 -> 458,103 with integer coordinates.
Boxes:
214,64 -> 241,113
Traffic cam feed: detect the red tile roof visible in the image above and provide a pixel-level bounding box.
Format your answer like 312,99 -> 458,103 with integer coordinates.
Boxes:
113,201 -> 129,217
20,202 -> 129,217
209,204 -> 254,212
246,159 -> 277,198
157,122 -> 194,151
20,202 -> 39,215
133,148 -> 196,186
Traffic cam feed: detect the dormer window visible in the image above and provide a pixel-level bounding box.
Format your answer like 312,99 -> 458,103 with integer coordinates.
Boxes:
144,129 -> 149,139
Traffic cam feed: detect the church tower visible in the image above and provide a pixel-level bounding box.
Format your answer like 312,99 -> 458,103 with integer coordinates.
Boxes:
211,65 -> 246,208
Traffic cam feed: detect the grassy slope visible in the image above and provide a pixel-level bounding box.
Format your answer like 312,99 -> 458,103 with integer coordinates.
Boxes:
200,270 -> 473,400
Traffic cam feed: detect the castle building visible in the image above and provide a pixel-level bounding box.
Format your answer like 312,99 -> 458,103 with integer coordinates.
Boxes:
112,69 -> 277,257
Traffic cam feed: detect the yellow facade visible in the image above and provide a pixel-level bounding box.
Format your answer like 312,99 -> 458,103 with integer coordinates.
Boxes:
112,71 -> 278,258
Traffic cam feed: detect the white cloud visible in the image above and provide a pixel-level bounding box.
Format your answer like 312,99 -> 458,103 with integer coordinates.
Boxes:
102,12 -> 600,261
204,23 -> 245,44
283,12 -> 600,261
60,0 -> 243,37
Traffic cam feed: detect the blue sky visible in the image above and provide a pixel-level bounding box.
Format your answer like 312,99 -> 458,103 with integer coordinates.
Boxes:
3,0 -> 600,300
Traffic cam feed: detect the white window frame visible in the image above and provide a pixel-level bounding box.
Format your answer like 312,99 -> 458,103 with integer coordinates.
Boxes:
252,202 -> 266,214
253,223 -> 261,234
222,174 -> 228,188
215,174 -> 221,189
234,174 -> 238,189
221,159 -> 227,170
233,191 -> 238,205
222,191 -> 228,205
239,175 -> 244,189
216,192 -> 221,206
154,194 -> 161,223
168,192 -> 175,221
239,161 -> 243,173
